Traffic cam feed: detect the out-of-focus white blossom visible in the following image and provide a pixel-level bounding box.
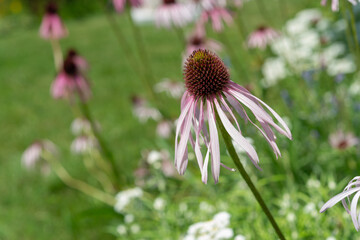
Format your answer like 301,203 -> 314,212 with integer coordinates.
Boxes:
261,58 -> 287,87
183,212 -> 235,240
153,197 -> 166,211
114,187 -> 143,213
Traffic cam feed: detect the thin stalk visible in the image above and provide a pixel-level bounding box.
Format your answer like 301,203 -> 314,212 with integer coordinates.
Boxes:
174,27 -> 186,50
215,110 -> 286,240
255,0 -> 273,26
84,153 -> 116,193
79,101 -> 124,186
43,153 -> 116,206
104,12 -> 156,102
50,38 -> 63,72
348,4 -> 360,62
342,8 -> 355,53
218,31 -> 250,83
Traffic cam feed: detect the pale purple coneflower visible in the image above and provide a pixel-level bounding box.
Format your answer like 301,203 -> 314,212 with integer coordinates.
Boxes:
39,2 -> 68,40
113,0 -> 142,13
155,0 -> 193,29
66,49 -> 89,72
175,49 -> 292,183
185,23 -> 223,57
51,55 -> 91,102
321,0 -> 359,11
131,96 -> 162,123
329,130 -> 358,150
22,140 -> 57,174
247,26 -> 279,50
154,78 -> 185,98
199,0 -> 233,32
71,136 -> 98,154
320,176 -> 360,230
156,120 -> 173,139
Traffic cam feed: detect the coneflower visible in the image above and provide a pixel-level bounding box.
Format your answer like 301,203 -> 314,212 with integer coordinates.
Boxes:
247,26 -> 279,50
320,176 -> 360,230
113,0 -> 142,13
199,0 -> 233,32
51,54 -> 91,102
175,49 -> 292,184
155,0 -> 194,29
39,2 -> 68,40
321,0 -> 359,11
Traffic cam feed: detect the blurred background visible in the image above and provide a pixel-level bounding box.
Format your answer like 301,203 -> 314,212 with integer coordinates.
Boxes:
1,0 -> 360,239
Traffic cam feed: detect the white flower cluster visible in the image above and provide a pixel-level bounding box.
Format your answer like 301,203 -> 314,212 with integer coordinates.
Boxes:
183,212 -> 245,240
114,187 -> 143,213
262,9 -> 356,87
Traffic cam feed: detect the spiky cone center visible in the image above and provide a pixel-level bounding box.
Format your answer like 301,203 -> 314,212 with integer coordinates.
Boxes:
63,59 -> 78,76
184,49 -> 230,99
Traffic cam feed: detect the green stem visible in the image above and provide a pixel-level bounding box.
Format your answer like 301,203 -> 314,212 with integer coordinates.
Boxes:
84,152 -> 116,193
348,3 -> 360,63
50,38 -> 63,72
218,31 -> 250,83
43,154 -> 116,206
215,110 -> 286,240
79,101 -> 124,186
255,0 -> 273,26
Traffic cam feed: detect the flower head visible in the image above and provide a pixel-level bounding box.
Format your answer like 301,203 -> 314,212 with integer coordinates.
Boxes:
113,0 -> 142,13
199,0 -> 233,32
71,136 -> 98,154
320,176 -> 360,230
247,26 -> 279,50
131,95 -> 162,122
329,130 -> 358,150
51,53 -> 91,102
65,49 -> 89,72
114,187 -> 143,213
321,0 -> 359,11
185,23 -> 223,57
39,2 -> 68,40
175,49 -> 292,183
155,0 -> 194,29
22,140 -> 57,174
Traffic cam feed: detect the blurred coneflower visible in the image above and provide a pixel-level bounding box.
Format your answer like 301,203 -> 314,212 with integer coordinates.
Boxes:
320,176 -> 360,230
155,0 -> 193,29
321,0 -> 359,11
154,78 -> 185,98
65,49 -> 89,72
71,136 -> 99,154
51,53 -> 91,102
199,0 -> 233,32
247,26 -> 279,50
185,23 -> 223,57
175,49 -> 292,183
22,140 -> 57,174
156,120 -> 173,138
113,0 -> 142,13
329,130 -> 358,150
39,2 -> 68,40
131,96 -> 161,122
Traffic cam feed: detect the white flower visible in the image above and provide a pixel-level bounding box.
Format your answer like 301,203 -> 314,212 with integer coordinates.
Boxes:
147,150 -> 163,165
125,214 -> 135,223
261,58 -> 287,87
199,201 -> 215,213
153,197 -> 166,211
322,43 -> 346,64
349,80 -> 360,96
114,187 -> 143,213
326,237 -> 336,240
286,212 -> 296,222
154,79 -> 185,98
234,235 -> 246,240
116,224 -> 127,235
130,224 -> 141,234
184,212 -> 233,240
327,57 -> 356,76
307,178 -> 321,189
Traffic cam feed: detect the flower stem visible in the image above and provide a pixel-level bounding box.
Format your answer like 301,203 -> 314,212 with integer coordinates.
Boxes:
79,101 -> 125,187
215,110 -> 286,240
347,3 -> 360,63
43,153 -> 116,206
50,38 -> 63,72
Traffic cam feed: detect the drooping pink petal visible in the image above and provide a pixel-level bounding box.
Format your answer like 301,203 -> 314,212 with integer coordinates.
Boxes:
207,99 -> 220,183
